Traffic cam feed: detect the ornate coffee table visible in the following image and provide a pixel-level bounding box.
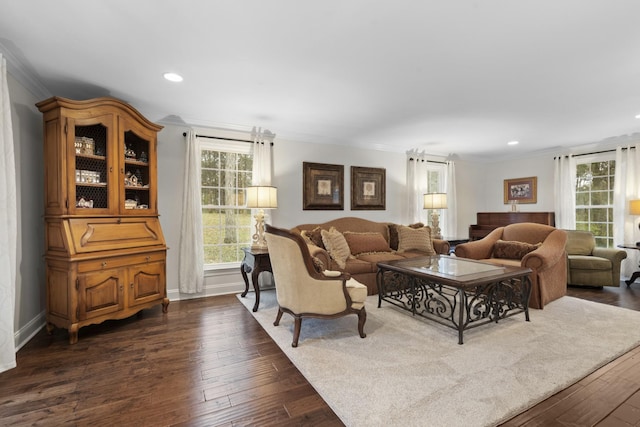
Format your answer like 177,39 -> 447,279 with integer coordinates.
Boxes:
377,256 -> 532,344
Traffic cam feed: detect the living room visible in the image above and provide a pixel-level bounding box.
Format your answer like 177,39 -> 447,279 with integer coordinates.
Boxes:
2,1 -> 640,425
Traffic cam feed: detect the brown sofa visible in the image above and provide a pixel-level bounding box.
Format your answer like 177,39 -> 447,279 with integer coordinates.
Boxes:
455,223 -> 568,309
291,217 -> 450,295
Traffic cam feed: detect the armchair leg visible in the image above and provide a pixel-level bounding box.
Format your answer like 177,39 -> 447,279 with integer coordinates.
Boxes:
357,308 -> 367,339
274,308 -> 284,326
292,317 -> 302,348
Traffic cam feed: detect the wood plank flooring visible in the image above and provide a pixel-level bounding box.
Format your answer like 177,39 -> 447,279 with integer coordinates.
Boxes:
2,285 -> 640,426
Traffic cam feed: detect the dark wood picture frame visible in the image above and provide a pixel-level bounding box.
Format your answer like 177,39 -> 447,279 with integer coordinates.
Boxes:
504,176 -> 537,204
351,166 -> 386,210
303,162 -> 344,210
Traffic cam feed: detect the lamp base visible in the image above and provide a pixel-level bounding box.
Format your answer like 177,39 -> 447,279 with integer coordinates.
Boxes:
251,209 -> 269,251
430,210 -> 442,240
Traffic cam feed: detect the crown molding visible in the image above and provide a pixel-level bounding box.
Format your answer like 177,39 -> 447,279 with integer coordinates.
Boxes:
0,39 -> 51,100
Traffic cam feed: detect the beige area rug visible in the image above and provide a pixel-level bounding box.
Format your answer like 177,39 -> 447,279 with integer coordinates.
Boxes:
237,291 -> 640,427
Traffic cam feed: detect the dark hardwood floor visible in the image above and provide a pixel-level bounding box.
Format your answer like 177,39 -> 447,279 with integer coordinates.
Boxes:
2,284 -> 640,426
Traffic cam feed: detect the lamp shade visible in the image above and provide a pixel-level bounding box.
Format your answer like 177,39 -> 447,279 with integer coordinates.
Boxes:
630,199 -> 640,215
246,186 -> 278,209
423,193 -> 447,209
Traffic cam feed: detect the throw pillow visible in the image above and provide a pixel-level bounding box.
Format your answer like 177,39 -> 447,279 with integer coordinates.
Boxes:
388,224 -> 400,250
492,240 -> 542,260
397,225 -> 436,255
321,227 -> 351,269
343,231 -> 392,255
301,226 -> 325,249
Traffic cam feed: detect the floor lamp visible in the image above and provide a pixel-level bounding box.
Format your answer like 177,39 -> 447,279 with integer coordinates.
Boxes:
246,186 -> 278,251
424,193 -> 447,239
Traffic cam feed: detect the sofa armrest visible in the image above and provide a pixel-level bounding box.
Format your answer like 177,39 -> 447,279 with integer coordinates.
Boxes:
521,229 -> 568,271
432,238 -> 450,255
592,247 -> 628,264
455,228 -> 504,259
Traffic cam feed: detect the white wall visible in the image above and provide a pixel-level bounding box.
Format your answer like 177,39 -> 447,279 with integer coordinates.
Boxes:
7,73 -> 46,348
452,153 -> 556,238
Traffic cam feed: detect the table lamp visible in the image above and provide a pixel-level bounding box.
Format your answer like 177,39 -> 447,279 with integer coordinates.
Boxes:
630,199 -> 640,246
246,186 -> 278,251
423,193 -> 447,239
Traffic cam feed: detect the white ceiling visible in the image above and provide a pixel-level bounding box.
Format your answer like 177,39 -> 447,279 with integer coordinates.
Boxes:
2,0 -> 640,161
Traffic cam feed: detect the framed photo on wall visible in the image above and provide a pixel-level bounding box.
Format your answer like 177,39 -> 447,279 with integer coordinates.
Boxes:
303,162 -> 344,210
504,176 -> 537,204
351,166 -> 386,210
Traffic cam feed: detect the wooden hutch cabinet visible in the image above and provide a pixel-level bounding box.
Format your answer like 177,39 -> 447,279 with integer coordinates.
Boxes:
37,96 -> 168,344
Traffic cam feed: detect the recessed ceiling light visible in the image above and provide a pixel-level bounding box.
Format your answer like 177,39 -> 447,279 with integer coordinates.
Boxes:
635,113 -> 640,119
507,140 -> 519,146
163,72 -> 183,82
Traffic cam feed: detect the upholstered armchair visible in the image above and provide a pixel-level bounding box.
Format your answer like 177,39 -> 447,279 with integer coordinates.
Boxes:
565,230 -> 627,287
264,224 -> 367,347
455,223 -> 568,309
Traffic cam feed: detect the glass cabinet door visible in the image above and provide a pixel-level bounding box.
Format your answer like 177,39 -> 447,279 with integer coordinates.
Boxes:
68,115 -> 115,215
119,116 -> 157,215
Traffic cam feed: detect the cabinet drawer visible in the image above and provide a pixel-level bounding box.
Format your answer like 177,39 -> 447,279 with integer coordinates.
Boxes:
78,252 -> 165,273
68,217 -> 165,253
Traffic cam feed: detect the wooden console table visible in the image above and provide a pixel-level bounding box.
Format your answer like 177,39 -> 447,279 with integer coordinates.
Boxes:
240,248 -> 272,312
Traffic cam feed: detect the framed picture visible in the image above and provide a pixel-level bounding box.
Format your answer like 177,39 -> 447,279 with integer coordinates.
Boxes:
504,176 -> 537,204
351,166 -> 386,210
303,162 -> 344,210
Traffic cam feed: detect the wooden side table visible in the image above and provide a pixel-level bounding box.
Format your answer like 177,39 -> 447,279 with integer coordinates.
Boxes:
240,247 -> 272,312
618,244 -> 640,286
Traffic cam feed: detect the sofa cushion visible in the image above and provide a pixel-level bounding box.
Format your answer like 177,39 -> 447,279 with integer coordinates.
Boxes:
568,255 -> 612,271
566,230 -> 595,256
492,240 -> 541,260
396,225 -> 436,255
301,226 -> 325,249
343,231 -> 392,255
321,227 -> 352,269
344,258 -> 379,274
356,252 -> 406,268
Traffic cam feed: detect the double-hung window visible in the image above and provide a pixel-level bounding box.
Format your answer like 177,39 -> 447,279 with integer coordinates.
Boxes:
200,139 -> 253,267
575,154 -> 616,247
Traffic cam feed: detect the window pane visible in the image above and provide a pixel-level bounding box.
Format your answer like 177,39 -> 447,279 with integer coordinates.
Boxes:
575,159 -> 615,248
201,145 -> 253,265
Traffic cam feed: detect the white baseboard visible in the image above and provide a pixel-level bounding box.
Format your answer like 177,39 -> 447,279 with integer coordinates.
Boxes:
15,310 -> 46,351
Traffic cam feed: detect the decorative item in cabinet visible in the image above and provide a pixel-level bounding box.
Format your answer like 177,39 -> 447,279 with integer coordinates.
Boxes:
37,96 -> 166,344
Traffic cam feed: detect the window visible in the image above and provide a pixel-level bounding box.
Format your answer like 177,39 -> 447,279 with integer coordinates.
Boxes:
575,155 -> 615,248
200,139 -> 253,267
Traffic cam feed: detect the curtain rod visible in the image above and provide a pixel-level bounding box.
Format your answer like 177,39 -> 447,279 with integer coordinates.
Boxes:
554,146 -> 634,160
408,157 -> 447,164
183,132 -> 274,145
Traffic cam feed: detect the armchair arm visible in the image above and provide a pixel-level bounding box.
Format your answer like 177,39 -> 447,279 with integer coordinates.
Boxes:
455,227 -> 504,259
307,244 -> 331,270
521,229 -> 568,271
592,247 -> 628,264
432,238 -> 451,255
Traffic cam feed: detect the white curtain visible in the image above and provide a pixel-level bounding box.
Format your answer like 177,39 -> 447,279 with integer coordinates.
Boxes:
251,127 -> 274,186
178,130 -> 204,293
405,155 -> 456,237
444,161 -> 457,238
0,53 -> 17,373
614,145 -> 640,278
406,156 -> 428,224
553,154 -> 576,229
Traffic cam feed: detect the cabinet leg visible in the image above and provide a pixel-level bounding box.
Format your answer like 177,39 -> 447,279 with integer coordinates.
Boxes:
46,322 -> 55,335
162,298 -> 170,313
252,270 -> 260,312
68,324 -> 79,345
